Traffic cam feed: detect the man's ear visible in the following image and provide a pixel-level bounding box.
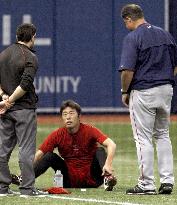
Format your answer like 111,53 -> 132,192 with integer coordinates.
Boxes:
126,17 -> 132,22
31,35 -> 35,41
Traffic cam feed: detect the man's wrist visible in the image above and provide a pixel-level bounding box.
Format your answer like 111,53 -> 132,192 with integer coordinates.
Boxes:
0,91 -> 4,97
121,89 -> 128,95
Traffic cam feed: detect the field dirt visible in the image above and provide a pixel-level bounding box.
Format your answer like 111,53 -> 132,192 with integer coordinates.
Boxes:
37,114 -> 177,125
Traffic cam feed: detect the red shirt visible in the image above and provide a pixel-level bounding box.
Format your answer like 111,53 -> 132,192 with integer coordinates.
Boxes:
39,123 -> 108,187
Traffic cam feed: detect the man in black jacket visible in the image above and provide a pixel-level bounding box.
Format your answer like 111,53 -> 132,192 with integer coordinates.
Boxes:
0,23 -> 40,196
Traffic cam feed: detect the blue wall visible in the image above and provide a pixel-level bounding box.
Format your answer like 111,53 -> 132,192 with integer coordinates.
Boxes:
0,0 -> 167,112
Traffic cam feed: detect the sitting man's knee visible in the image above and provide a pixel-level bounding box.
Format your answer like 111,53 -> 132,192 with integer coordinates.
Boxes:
43,152 -> 59,161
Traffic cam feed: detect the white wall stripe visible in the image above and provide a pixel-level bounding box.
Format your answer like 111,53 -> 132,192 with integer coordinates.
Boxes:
2,15 -> 11,45
35,38 -> 51,46
164,0 -> 169,31
23,14 -> 32,23
36,107 -> 129,113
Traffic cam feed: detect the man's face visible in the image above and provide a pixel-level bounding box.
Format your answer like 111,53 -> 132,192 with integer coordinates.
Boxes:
123,18 -> 135,31
30,33 -> 36,48
61,106 -> 80,129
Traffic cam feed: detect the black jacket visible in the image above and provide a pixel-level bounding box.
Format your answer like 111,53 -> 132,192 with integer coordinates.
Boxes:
0,43 -> 38,110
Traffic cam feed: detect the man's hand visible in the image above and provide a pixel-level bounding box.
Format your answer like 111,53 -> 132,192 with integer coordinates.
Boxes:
102,164 -> 114,176
102,138 -> 116,176
0,101 -> 8,114
34,150 -> 44,165
0,99 -> 14,114
122,93 -> 129,107
2,94 -> 9,101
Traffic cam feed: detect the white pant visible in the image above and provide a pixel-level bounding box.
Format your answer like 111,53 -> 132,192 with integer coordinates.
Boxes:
129,84 -> 174,190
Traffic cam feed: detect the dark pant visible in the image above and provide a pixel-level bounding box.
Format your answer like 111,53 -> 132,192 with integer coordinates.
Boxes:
0,110 -> 37,194
34,147 -> 106,188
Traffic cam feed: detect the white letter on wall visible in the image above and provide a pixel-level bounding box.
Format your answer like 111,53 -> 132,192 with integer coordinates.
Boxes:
2,15 -> 11,46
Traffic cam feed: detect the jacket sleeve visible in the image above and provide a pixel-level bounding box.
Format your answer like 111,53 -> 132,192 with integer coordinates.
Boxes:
20,53 -> 38,91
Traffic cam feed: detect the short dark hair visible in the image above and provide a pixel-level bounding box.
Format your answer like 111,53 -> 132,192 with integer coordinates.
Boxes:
121,4 -> 144,21
16,23 -> 36,42
60,100 -> 82,116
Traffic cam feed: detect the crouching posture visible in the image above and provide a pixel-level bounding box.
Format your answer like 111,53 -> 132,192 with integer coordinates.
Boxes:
12,100 -> 117,190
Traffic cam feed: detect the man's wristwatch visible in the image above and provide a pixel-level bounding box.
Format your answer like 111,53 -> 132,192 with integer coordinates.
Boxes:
121,89 -> 128,95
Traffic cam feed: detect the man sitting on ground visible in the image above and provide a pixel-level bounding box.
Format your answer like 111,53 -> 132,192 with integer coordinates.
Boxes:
12,99 -> 117,191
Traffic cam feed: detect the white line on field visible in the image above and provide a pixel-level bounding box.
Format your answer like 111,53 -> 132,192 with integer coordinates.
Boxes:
13,192 -> 144,205
35,195 -> 144,205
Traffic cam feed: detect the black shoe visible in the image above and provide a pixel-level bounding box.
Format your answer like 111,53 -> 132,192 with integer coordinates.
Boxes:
11,174 -> 22,186
158,183 -> 173,194
0,189 -> 18,196
104,175 -> 117,191
126,185 -> 157,195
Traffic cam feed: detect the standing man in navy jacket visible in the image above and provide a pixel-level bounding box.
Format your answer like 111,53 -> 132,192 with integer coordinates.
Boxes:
119,4 -> 177,195
0,23 -> 40,196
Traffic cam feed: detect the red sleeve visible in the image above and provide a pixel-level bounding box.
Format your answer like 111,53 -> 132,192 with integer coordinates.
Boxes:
89,125 -> 108,143
39,128 -> 61,153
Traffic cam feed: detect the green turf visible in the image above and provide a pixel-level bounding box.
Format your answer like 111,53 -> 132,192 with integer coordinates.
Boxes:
3,121 -> 177,204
